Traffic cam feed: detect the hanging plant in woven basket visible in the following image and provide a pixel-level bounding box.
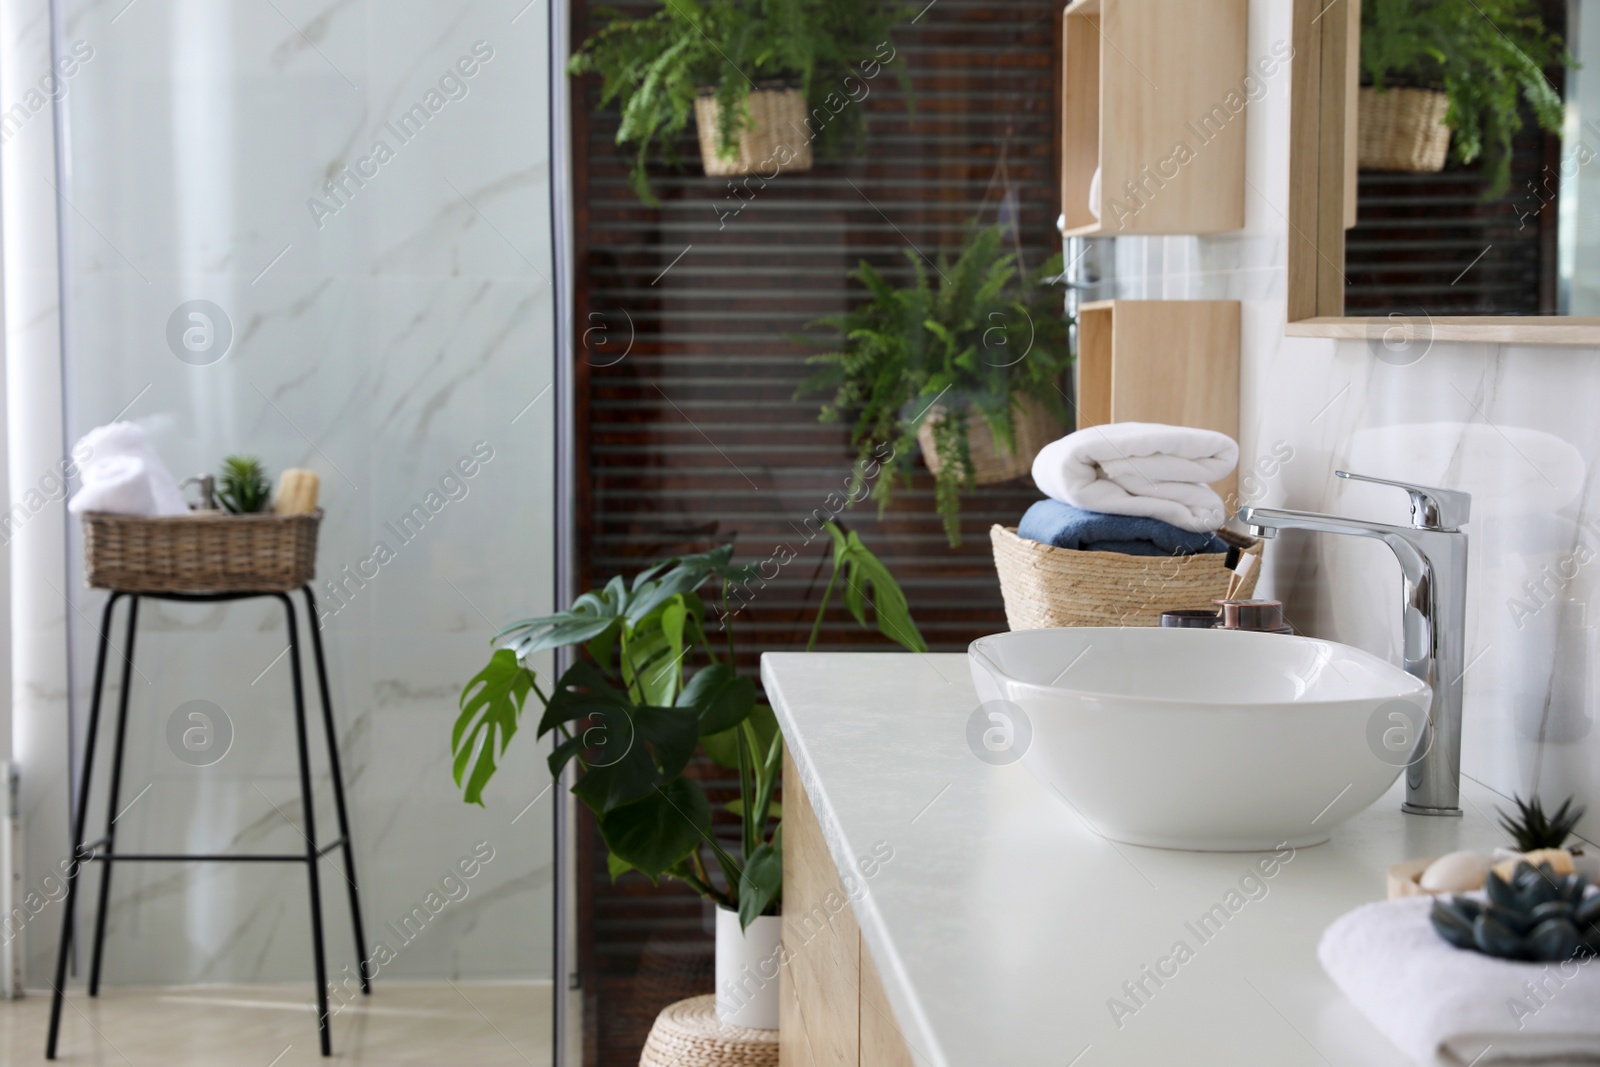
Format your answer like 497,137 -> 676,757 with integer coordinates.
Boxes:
1359,0 -> 1568,197
569,0 -> 914,202
797,223 -> 1071,548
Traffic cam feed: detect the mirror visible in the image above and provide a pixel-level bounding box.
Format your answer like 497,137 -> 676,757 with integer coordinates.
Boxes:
1288,0 -> 1600,341
1350,0 -> 1573,317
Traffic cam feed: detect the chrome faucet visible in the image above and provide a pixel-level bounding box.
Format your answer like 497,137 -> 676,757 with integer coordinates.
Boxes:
1238,471 -> 1471,816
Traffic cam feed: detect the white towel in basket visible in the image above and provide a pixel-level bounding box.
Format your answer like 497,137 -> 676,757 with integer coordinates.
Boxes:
67,422 -> 188,517
1031,423 -> 1239,533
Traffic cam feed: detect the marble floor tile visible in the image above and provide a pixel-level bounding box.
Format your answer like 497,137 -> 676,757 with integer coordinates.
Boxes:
0,981 -> 551,1066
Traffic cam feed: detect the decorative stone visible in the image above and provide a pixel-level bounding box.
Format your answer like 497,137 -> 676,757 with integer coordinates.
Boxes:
1491,848 -> 1575,883
1419,850 -> 1490,892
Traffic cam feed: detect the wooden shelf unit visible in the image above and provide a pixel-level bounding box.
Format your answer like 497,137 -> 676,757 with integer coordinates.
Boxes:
1061,0 -> 1249,236
1076,299 -> 1241,500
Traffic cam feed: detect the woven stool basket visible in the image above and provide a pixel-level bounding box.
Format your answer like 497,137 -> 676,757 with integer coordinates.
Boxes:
82,510 -> 321,594
1358,87 -> 1451,173
639,995 -> 778,1067
990,524 -> 1263,630
918,399 -> 1062,487
695,87 -> 813,177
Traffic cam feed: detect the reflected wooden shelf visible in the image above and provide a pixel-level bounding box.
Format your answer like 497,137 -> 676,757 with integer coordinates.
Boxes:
1061,0 -> 1250,237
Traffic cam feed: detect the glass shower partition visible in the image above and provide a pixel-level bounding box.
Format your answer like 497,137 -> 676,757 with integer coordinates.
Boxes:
40,0 -> 557,1058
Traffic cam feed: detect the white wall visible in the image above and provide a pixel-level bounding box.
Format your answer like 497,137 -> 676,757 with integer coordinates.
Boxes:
1115,0 -> 1600,842
11,0 -> 557,986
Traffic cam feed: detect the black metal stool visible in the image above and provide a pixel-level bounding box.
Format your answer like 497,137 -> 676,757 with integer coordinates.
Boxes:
46,585 -> 369,1059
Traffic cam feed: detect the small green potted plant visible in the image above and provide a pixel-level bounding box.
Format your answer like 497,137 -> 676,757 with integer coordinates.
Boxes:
797,224 -> 1071,548
216,456 -> 272,513
569,0 -> 912,203
450,523 -> 922,1028
1360,0 -> 1568,197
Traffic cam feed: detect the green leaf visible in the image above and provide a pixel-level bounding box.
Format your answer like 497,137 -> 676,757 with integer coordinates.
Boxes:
703,702 -> 778,769
538,662 -> 700,814
725,798 -> 783,820
452,649 -> 534,806
598,778 -> 713,879
678,663 -> 757,736
826,523 -> 928,653
607,851 -> 637,882
738,830 -> 783,932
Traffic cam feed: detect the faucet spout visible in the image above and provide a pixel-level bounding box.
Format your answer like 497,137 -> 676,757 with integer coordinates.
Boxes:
1237,491 -> 1470,817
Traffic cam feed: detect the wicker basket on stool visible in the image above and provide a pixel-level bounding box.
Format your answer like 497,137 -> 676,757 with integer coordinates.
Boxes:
81,510 -> 321,593
990,524 -> 1263,629
639,995 -> 778,1067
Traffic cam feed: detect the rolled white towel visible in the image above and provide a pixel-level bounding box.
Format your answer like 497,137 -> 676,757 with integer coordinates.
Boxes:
66,422 -> 189,517
1320,894 -> 1600,1066
1031,422 -> 1238,533
68,456 -> 159,516
1088,166 -> 1102,220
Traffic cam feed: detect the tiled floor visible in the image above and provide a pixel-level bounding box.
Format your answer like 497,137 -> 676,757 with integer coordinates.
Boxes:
0,982 -> 552,1065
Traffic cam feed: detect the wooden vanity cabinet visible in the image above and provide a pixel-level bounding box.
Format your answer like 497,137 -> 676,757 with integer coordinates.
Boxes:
779,752 -> 919,1066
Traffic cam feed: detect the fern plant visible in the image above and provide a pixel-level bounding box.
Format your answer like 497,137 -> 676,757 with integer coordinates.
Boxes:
1361,0 -> 1569,198
797,224 -> 1071,547
217,456 -> 272,514
569,0 -> 911,203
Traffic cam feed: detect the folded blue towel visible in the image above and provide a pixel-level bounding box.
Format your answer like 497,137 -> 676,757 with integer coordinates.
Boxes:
1017,499 -> 1228,556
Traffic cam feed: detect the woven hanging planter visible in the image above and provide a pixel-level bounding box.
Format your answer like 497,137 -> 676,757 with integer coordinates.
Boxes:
638,995 -> 778,1067
989,524 -> 1262,630
1358,87 -> 1451,174
917,398 -> 1062,487
694,86 -> 813,177
82,510 -> 321,594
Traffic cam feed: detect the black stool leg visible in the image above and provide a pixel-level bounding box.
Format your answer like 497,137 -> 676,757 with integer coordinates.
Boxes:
47,592 -> 122,1060
302,585 -> 370,994
89,596 -> 139,996
279,594 -> 332,1056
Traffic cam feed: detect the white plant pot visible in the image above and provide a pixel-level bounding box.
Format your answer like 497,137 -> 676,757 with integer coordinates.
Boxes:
715,905 -> 781,1030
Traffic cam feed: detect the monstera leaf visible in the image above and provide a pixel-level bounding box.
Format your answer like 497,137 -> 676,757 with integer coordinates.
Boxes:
539,661 -> 700,814
739,830 -> 783,932
598,777 -> 713,879
453,649 -> 535,806
678,663 -> 757,736
826,522 -> 927,653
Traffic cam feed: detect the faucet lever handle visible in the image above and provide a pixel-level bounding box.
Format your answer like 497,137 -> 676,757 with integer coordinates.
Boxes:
1335,470 -> 1471,531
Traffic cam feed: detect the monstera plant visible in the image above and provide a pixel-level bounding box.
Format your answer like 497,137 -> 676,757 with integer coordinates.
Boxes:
450,523 -> 923,931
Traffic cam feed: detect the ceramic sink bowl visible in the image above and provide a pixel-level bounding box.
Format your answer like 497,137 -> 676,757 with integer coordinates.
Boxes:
968,627 -> 1433,851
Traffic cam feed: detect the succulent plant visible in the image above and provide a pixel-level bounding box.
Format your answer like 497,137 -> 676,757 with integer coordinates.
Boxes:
217,456 -> 272,514
1431,861 -> 1600,962
1498,794 -> 1587,852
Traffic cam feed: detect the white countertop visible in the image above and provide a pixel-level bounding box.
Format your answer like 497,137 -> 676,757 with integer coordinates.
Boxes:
762,652 -> 1514,1067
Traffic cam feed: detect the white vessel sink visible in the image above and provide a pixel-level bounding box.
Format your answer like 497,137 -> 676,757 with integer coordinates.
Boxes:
968,627 -> 1433,851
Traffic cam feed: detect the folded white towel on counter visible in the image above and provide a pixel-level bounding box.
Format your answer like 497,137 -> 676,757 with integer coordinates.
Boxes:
1320,895 -> 1600,1066
67,422 -> 189,517
1030,422 -> 1238,533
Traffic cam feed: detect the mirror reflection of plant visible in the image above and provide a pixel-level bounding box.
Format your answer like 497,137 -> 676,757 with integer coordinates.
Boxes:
569,0 -> 912,204
450,523 -> 924,931
1361,0 -> 1569,198
797,224 -> 1071,547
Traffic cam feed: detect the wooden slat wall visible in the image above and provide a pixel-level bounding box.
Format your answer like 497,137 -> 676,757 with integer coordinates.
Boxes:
569,2 -> 1062,1063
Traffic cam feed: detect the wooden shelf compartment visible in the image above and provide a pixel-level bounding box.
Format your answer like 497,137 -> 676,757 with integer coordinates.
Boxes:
1061,0 -> 1249,237
1076,299 -> 1241,500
